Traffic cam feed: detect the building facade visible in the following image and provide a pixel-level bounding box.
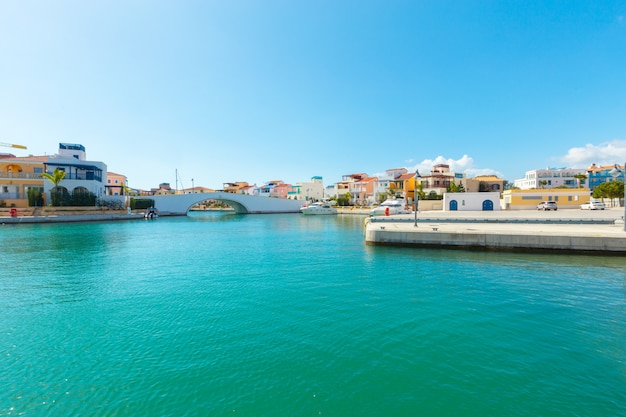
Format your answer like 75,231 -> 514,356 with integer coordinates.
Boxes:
586,163 -> 625,191
502,188 -> 591,210
513,168 -> 586,190
466,175 -> 505,193
0,143 -> 107,208
106,172 -> 128,196
43,143 -> 107,202
415,164 -> 467,197
288,176 -> 325,201
443,192 -> 501,211
0,154 -> 47,208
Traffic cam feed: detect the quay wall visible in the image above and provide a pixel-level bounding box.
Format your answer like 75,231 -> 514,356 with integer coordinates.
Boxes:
364,209 -> 626,253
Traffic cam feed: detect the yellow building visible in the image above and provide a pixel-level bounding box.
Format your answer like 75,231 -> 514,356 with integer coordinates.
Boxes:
503,188 -> 591,210
223,182 -> 249,194
0,154 -> 47,208
466,175 -> 505,193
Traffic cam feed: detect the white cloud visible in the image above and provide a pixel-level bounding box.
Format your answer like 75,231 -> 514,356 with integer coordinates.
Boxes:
410,154 -> 503,178
558,139 -> 626,168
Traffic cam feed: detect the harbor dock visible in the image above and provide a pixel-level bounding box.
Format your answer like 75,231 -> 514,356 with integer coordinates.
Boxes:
364,208 -> 626,254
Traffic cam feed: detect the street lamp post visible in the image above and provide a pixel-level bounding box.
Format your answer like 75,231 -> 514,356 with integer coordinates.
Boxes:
192,178 -> 194,194
609,163 -> 626,231
414,170 -> 421,227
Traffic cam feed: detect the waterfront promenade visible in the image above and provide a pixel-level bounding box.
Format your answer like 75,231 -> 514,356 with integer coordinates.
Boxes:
365,208 -> 626,253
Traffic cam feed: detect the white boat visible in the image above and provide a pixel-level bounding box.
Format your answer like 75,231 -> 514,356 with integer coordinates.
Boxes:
300,201 -> 338,215
144,207 -> 159,219
370,199 -> 411,216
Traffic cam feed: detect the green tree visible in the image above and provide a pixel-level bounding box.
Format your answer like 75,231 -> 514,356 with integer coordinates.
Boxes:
416,182 -> 426,200
447,181 -> 465,193
573,174 -> 587,188
336,192 -> 351,206
593,181 -> 624,205
41,168 -> 67,206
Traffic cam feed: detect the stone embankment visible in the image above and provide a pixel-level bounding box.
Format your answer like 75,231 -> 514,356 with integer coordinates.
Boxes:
0,207 -> 142,224
364,208 -> 626,254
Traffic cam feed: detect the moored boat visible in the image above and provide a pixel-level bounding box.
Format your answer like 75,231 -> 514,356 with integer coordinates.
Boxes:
370,199 -> 411,216
144,207 -> 159,219
300,201 -> 338,215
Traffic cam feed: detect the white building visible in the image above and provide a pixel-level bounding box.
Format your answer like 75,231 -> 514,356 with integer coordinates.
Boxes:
416,164 -> 467,196
443,192 -> 501,211
324,184 -> 337,199
513,168 -> 587,190
374,168 -> 407,201
291,176 -> 325,201
43,143 -> 107,202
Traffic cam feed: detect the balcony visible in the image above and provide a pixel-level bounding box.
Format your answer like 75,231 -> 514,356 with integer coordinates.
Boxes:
0,192 -> 23,199
0,172 -> 43,179
51,173 -> 102,182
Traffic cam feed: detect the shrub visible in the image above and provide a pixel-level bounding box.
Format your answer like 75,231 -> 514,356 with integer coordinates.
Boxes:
130,198 -> 155,210
27,188 -> 44,207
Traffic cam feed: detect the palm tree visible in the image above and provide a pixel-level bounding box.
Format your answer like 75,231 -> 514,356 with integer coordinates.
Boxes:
42,168 -> 66,206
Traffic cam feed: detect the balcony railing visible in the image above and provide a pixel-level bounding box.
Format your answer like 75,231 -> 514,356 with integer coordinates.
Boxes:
58,173 -> 102,182
0,172 -> 102,182
0,192 -> 23,199
0,172 -> 43,179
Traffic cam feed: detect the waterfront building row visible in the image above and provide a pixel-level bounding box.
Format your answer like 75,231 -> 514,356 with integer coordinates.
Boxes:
0,143 -> 108,208
1,142 -> 623,211
513,164 -> 624,191
324,165 -> 504,206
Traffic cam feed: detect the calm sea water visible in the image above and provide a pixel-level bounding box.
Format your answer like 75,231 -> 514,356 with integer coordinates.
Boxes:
1,211 -> 625,417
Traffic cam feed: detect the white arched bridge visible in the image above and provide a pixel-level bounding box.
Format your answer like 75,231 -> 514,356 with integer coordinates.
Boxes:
151,192 -> 304,215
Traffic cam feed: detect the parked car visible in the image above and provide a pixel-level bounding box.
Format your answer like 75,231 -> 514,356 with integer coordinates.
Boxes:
537,201 -> 558,211
580,201 -> 606,210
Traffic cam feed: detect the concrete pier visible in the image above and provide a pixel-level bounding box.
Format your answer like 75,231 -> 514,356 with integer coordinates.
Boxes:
364,208 -> 626,254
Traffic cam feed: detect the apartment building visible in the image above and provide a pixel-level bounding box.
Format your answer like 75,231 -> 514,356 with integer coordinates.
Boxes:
288,176 -> 325,201
0,154 -> 47,208
586,163 -> 625,191
513,167 -> 586,190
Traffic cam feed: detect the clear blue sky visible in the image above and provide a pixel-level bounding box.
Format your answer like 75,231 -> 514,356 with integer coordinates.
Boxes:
2,0 -> 625,190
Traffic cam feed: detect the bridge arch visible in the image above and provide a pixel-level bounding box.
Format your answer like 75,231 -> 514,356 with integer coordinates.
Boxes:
151,192 -> 303,215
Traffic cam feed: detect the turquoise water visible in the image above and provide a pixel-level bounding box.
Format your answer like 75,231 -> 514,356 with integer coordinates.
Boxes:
2,211 -> 625,417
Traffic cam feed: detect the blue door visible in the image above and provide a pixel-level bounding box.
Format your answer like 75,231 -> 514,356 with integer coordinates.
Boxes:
482,200 -> 494,211
450,200 -> 458,211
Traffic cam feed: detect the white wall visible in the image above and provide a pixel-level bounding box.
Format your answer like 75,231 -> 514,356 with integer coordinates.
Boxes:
443,192 -> 501,211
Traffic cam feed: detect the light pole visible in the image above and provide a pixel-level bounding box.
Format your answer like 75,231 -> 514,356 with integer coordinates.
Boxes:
192,178 -> 194,194
414,169 -> 421,227
609,163 -> 625,231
